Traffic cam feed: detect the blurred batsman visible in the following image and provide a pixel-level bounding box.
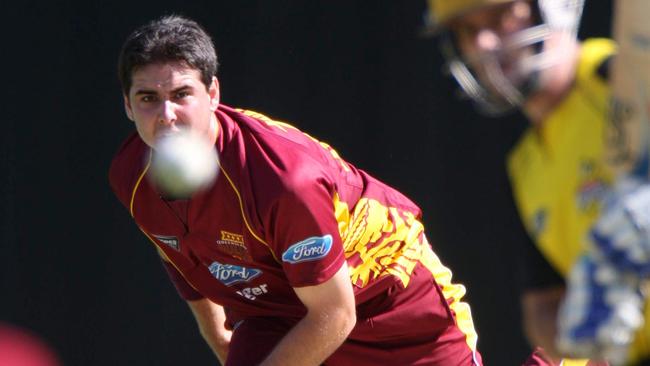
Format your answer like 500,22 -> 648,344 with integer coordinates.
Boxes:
110,15 -> 484,366
557,0 -> 650,365
425,0 -> 650,364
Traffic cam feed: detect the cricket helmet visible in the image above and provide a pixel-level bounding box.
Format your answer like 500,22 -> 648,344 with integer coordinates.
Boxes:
427,0 -> 585,115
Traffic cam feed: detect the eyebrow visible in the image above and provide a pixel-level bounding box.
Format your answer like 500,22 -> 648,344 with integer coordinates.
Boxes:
133,84 -> 193,96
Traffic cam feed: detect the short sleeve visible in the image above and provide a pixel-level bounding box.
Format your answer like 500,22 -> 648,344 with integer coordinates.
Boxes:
267,177 -> 346,288
160,259 -> 205,301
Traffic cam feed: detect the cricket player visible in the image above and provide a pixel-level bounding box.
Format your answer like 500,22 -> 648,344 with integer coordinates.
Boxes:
556,0 -> 650,364
110,15 -> 483,365
426,0 -> 650,364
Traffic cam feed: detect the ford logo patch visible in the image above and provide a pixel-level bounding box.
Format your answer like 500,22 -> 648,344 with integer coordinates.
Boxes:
208,262 -> 262,286
282,235 -> 333,264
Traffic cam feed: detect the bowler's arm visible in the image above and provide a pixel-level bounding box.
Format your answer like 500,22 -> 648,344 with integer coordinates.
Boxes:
260,263 -> 356,366
187,298 -> 232,365
157,253 -> 232,363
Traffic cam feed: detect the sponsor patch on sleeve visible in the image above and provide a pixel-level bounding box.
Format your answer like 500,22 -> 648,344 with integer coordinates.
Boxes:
282,235 -> 333,264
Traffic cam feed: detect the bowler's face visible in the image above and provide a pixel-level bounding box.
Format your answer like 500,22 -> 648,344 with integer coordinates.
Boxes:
124,62 -> 220,148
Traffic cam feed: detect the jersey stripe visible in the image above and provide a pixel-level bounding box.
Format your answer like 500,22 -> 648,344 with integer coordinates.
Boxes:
130,151 -> 151,217
559,359 -> 589,366
217,163 -> 281,264
420,236 -> 479,352
140,229 -> 202,294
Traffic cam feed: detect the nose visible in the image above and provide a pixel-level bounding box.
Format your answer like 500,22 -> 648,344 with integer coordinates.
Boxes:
500,1 -> 531,34
159,100 -> 177,125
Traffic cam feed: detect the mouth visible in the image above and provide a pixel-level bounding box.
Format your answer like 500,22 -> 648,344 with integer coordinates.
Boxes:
501,61 -> 527,87
156,126 -> 189,140
496,47 -> 536,87
470,52 -> 524,88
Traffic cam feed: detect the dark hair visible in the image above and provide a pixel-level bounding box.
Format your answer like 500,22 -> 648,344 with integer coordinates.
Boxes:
118,15 -> 218,95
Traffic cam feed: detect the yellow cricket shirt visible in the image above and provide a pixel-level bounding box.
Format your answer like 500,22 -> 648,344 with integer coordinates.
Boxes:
508,38 -> 650,363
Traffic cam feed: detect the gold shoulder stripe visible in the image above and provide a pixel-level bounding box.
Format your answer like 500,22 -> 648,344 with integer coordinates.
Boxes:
559,359 -> 590,366
141,229 -> 201,294
218,164 -> 281,263
130,150 -> 152,217
419,240 -> 479,352
235,108 -> 296,132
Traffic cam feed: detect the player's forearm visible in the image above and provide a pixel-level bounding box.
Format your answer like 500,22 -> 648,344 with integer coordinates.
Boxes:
197,321 -> 231,364
260,307 -> 356,366
521,286 -> 564,360
524,316 -> 561,361
187,299 -> 231,364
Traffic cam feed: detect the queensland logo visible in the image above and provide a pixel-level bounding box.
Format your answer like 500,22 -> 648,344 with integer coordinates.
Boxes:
208,261 -> 262,286
577,160 -> 609,212
577,180 -> 608,211
216,230 -> 248,259
152,234 -> 180,251
282,235 -> 333,264
530,209 -> 547,238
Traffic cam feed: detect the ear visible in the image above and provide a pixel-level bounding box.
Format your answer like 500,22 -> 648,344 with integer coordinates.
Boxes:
123,94 -> 135,121
209,76 -> 220,112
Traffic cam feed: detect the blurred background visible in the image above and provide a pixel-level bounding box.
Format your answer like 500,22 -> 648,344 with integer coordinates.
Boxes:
1,1 -> 612,365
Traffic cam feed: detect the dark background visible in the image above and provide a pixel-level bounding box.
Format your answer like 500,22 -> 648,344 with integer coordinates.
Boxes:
1,1 -> 612,365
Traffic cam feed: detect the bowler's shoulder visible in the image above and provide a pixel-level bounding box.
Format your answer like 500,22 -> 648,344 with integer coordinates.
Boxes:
108,132 -> 149,204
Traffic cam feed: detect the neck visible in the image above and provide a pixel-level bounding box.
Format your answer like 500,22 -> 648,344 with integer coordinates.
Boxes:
209,112 -> 220,145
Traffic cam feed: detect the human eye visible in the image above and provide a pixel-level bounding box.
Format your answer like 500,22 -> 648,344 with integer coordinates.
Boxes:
140,94 -> 158,103
175,90 -> 191,99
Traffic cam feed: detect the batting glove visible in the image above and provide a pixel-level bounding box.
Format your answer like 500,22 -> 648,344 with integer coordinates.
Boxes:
590,177 -> 650,277
556,255 -> 644,366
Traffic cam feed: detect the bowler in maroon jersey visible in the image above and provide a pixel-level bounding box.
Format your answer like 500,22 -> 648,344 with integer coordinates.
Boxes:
111,15 -> 482,366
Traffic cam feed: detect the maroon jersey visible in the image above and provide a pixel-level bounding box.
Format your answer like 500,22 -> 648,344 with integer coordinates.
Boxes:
109,105 -> 475,343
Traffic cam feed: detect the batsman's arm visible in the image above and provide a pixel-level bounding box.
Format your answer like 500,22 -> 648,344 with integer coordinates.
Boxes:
260,263 -> 356,366
188,298 -> 232,365
555,2 -> 650,363
515,234 -> 567,360
521,286 -> 566,361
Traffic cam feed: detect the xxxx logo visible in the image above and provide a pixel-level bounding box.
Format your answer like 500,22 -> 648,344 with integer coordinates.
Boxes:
216,230 -> 248,259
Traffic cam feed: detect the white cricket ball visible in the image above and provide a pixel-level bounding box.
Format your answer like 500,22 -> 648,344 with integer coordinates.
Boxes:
150,129 -> 219,198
